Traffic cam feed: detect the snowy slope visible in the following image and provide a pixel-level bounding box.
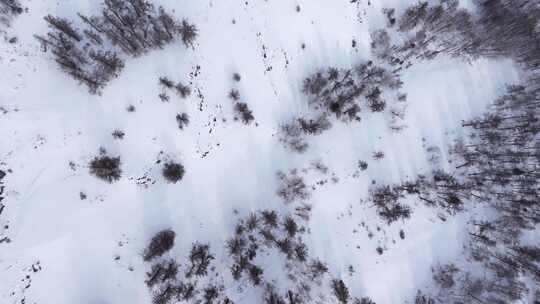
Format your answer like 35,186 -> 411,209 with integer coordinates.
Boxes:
0,0 -> 521,303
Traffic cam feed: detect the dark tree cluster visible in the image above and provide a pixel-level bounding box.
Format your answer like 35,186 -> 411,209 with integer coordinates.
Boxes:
111,129 -> 125,139
371,1 -> 479,68
141,208 -> 379,304
227,88 -> 255,125
332,279 -> 350,304
144,233 -> 231,304
301,62 -> 404,122
35,0 -> 197,94
35,14 -> 124,94
368,170 -> 471,224
280,60 -> 407,152
186,243 -> 214,278
0,0 -> 23,26
159,76 -> 191,99
226,210 -> 331,303
368,186 -> 411,224
233,102 -> 255,125
88,151 -> 122,183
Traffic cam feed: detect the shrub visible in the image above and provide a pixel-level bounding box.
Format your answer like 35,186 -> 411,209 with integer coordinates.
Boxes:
145,259 -> 179,287
294,243 -> 308,261
358,160 -> 368,171
176,113 -> 190,130
111,129 -> 125,139
234,102 -> 255,124
298,115 -> 331,135
35,0 -> 197,94
283,216 -> 298,237
162,162 -> 185,183
228,89 -> 240,101
302,62 -> 403,122
89,154 -> 122,183
143,229 -> 176,261
179,19 -> 198,47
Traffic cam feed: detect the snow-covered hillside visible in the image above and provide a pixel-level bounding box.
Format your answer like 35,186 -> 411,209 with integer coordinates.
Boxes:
0,0 -> 534,303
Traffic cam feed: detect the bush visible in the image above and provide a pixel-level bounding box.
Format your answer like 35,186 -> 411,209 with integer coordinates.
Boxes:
372,151 -> 385,160
332,279 -> 350,304
358,160 -> 368,171
283,216 -> 298,237
111,129 -> 125,139
261,210 -> 278,227
302,62 -> 403,122
159,77 -> 175,89
228,89 -> 240,101
175,82 -> 191,98
144,229 -> 176,261
234,102 -> 255,124
145,259 -> 179,287
187,243 -> 214,277
179,19 -> 198,47
89,154 -> 122,183
298,115 -> 331,135
162,162 -> 185,183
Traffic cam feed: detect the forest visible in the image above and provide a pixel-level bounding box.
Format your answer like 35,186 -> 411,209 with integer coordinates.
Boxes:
0,0 -> 539,303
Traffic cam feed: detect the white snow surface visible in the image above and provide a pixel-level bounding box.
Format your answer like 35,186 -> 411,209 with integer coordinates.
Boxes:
0,0 -> 521,303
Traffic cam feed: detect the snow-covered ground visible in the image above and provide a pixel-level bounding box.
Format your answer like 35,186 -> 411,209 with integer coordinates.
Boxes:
0,0 -> 521,303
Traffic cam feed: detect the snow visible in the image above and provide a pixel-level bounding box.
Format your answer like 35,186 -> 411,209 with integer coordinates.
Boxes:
0,0 -> 521,303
